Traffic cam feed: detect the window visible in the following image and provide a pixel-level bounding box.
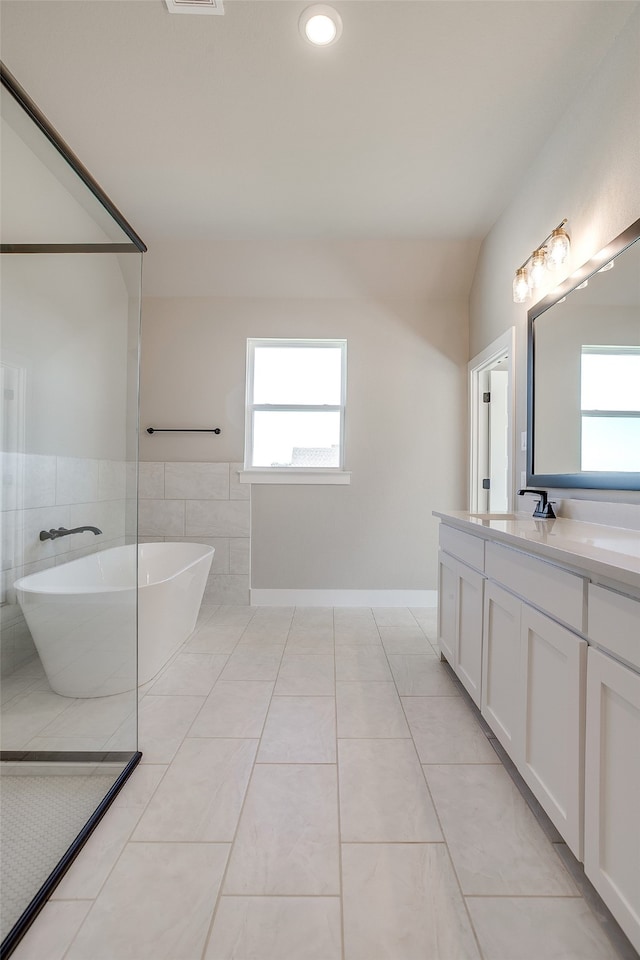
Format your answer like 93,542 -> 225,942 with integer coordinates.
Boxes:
580,346 -> 640,472
243,339 -> 348,483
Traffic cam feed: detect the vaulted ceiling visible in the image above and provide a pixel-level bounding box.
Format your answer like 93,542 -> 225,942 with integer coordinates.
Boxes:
0,1 -> 635,244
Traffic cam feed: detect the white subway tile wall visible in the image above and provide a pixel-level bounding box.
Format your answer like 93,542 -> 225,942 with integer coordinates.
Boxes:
138,462 -> 249,606
0,452 -> 133,675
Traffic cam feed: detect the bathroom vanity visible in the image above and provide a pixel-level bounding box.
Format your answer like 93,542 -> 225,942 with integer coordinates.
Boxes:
433,510 -> 640,953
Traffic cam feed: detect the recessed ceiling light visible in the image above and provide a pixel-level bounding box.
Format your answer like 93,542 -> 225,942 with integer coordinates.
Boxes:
299,4 -> 343,46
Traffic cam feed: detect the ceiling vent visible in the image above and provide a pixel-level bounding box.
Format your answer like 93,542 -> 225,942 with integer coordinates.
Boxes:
164,0 -> 224,14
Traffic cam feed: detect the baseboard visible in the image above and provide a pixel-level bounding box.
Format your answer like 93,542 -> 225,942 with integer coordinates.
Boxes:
249,588 -> 437,607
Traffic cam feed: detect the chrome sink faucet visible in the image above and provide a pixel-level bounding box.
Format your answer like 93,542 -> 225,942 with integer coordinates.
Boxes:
517,489 -> 556,519
39,526 -> 102,541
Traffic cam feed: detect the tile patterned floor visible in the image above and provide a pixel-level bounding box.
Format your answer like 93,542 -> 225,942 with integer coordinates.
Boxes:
9,605 -> 638,960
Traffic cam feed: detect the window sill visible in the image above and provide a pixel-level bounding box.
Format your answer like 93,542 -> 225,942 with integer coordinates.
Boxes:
238,470 -> 351,485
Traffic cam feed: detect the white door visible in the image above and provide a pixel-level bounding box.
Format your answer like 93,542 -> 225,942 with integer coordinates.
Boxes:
468,329 -> 514,514
488,368 -> 509,512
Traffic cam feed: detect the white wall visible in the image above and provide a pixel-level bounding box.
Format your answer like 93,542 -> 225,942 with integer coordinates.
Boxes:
469,6 -> 640,512
141,238 -> 477,592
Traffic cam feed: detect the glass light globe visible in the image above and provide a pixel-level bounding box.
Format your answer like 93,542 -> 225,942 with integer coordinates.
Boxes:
547,227 -> 570,268
513,268 -> 530,303
529,249 -> 547,288
305,13 -> 337,44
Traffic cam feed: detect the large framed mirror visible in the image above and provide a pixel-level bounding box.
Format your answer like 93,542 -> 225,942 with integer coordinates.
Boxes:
527,218 -> 640,490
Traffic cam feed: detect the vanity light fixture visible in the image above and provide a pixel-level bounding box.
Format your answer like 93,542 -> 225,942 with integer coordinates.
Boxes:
299,4 -> 343,45
512,218 -> 571,303
529,248 -> 548,289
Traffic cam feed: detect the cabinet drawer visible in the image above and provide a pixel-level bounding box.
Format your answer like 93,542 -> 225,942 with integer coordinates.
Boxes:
485,542 -> 585,631
439,525 -> 484,572
589,584 -> 640,671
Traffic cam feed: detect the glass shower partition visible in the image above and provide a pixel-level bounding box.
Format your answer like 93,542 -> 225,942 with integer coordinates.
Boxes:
0,64 -> 144,955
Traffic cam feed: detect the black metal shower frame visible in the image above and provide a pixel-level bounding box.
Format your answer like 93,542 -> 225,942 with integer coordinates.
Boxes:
0,62 -> 144,958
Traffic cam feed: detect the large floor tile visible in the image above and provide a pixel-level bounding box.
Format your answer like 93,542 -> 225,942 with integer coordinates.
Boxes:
0,690 -> 75,749
110,763 -> 167,811
372,607 -> 419,627
338,738 -> 442,841
132,738 -> 257,841
336,682 -> 410,738
404,696 -> 498,763
342,843 -> 480,960
238,611 -> 292,642
184,626 -> 242,655
274,654 -> 335,696
388,655 -> 460,696
137,694 -> 205,763
65,842 -> 229,960
334,628 -> 382,645
52,806 -> 142,899
40,692 -> 134,739
219,645 -> 283,681
409,606 -> 438,638
205,896 -> 342,960
285,633 -> 335,654
249,606 -> 295,624
379,626 -> 435,655
224,764 -> 339,895
257,696 -> 336,763
425,764 -> 579,896
148,652 -> 228,696
291,608 -> 334,628
238,627 -> 290,644
336,645 -> 392,681
333,612 -> 381,645
188,681 -> 273,737
466,896 -> 624,960
11,900 -> 92,960
210,605 -> 256,626
333,608 -> 376,627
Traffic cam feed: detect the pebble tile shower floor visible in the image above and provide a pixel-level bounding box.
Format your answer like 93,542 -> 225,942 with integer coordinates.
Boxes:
8,605 -> 638,960
0,773 -> 117,941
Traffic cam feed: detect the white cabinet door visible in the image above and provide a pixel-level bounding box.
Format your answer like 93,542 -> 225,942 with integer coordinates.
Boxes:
456,561 -> 484,707
437,551 -> 457,666
519,606 -> 586,860
482,581 -> 521,755
437,551 -> 484,707
584,647 -> 640,954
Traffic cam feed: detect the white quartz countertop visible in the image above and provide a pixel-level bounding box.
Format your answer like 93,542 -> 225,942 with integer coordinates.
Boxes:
433,511 -> 640,592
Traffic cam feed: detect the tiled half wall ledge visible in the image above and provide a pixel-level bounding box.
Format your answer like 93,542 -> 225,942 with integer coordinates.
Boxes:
138,461 -> 249,606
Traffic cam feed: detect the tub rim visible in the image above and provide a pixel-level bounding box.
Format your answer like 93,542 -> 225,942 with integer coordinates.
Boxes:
13,542 -> 215,596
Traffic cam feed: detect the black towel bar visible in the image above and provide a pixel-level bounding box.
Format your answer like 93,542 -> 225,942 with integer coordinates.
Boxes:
146,427 -> 221,435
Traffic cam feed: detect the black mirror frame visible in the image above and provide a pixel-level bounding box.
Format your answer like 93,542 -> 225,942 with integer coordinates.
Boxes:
527,217 -> 640,491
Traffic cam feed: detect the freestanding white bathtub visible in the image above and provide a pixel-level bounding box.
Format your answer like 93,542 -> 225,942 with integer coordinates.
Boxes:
14,542 -> 214,698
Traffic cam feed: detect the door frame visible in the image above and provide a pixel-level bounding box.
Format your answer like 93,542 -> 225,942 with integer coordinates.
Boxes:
468,328 -> 516,513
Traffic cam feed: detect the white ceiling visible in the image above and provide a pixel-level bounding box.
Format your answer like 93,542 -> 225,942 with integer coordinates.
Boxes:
0,0 -> 636,244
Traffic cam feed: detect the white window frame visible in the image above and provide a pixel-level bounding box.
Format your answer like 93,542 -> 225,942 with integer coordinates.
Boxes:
240,338 -> 350,485
580,344 -> 640,472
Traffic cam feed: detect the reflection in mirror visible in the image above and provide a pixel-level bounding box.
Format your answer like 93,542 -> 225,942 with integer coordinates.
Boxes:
580,347 -> 640,471
528,219 -> 640,490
